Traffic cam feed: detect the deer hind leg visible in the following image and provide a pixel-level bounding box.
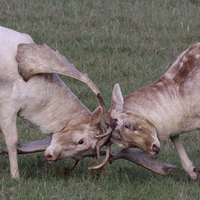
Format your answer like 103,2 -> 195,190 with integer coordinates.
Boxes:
1,114 -> 19,179
170,135 -> 198,180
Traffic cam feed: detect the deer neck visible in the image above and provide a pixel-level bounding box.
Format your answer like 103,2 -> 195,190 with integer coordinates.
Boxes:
19,74 -> 91,134
124,76 -> 188,140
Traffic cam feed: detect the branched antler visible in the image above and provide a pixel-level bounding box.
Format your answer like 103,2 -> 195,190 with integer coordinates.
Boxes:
101,149 -> 176,176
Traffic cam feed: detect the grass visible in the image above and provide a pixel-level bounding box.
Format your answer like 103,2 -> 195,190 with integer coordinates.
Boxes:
1,0 -> 200,199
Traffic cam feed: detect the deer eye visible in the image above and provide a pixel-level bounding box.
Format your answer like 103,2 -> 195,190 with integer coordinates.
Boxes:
78,139 -> 84,145
124,122 -> 131,129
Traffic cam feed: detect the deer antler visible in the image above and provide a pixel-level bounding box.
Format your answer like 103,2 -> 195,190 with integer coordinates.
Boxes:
16,43 -> 101,94
101,149 -> 176,176
0,138 -> 52,155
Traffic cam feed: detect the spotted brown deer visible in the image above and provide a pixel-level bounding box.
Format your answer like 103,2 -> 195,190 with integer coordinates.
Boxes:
109,43 -> 200,180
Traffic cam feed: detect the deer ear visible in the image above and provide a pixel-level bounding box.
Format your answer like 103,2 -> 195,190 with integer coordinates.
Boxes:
89,106 -> 103,127
111,84 -> 124,112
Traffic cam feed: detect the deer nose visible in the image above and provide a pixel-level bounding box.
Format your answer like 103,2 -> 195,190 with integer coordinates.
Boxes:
152,144 -> 160,155
45,154 -> 53,163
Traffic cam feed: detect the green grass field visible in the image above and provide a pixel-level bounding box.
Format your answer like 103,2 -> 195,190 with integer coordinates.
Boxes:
1,0 -> 200,199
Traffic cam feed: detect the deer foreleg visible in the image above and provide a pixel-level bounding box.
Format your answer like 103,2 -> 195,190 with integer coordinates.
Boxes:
1,113 -> 19,179
171,135 -> 198,180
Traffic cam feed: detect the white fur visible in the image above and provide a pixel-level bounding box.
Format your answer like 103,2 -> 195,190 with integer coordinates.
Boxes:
0,26 -> 102,178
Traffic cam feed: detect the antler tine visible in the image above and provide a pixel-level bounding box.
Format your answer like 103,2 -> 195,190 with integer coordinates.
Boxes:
96,135 -> 111,159
89,141 -> 112,170
94,93 -> 117,165
96,127 -> 113,139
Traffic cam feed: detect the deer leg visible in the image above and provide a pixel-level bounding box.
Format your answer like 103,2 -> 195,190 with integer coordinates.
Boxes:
171,135 -> 198,180
0,106 -> 19,179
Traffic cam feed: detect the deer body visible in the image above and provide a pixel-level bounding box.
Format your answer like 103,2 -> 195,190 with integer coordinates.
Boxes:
110,43 -> 200,180
123,76 -> 200,140
0,26 -> 103,178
